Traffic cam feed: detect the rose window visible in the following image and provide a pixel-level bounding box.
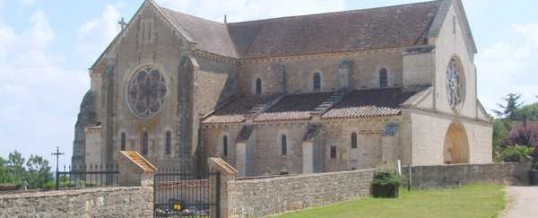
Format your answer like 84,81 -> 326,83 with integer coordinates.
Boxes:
127,67 -> 167,118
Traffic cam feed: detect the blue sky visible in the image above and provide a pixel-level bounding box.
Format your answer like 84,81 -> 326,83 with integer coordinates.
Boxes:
0,0 -> 537,167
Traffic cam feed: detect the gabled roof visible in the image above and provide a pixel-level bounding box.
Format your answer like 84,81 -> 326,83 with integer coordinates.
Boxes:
91,0 -> 475,66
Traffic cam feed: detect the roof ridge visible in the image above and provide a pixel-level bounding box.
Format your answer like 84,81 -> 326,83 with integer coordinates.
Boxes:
227,0 -> 441,26
159,6 -> 226,26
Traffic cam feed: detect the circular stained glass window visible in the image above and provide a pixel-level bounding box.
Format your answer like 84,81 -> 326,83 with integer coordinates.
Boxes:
127,67 -> 167,118
446,58 -> 465,111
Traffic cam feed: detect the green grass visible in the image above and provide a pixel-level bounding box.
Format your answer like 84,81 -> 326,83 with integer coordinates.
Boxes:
277,184 -> 505,218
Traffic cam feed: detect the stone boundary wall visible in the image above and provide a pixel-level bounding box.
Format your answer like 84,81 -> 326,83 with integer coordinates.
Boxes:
403,162 -> 532,189
226,169 -> 374,218
0,187 -> 153,218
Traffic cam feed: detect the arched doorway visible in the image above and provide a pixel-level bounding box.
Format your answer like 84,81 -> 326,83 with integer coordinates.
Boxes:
444,122 -> 469,164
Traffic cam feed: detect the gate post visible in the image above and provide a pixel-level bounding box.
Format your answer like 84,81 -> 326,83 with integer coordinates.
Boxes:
117,151 -> 158,217
208,158 -> 237,218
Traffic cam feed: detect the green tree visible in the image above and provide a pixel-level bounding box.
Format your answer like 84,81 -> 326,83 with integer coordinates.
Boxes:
492,119 -> 511,161
7,150 -> 26,184
493,93 -> 523,120
0,156 -> 12,183
25,155 -> 52,189
513,102 -> 538,121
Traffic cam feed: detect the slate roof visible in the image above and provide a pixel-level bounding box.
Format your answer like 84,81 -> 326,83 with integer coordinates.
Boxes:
202,96 -> 277,124
203,89 -> 423,124
236,125 -> 254,142
159,7 -> 239,58
157,0 -> 443,58
227,0 -> 442,58
254,92 -> 333,122
322,88 -> 421,119
303,123 -> 322,142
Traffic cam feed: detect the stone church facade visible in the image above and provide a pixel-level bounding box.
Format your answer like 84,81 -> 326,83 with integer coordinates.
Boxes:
72,0 -> 492,176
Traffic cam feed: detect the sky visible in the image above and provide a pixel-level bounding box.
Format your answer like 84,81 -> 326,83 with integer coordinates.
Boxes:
0,0 -> 537,168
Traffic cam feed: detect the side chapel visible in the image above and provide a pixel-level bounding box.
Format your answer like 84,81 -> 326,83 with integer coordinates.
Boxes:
72,0 -> 492,176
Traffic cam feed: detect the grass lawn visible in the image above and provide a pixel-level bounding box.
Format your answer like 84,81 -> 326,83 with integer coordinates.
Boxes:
277,184 -> 505,218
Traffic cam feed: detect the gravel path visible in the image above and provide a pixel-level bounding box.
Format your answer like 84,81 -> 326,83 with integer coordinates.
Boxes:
501,186 -> 538,218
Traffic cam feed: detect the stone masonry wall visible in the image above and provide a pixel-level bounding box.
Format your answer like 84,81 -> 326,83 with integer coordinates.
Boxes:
403,162 -> 532,189
0,187 -> 153,218
227,169 -> 374,218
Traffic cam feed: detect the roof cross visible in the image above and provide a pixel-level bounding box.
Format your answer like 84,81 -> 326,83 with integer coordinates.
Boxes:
118,17 -> 127,31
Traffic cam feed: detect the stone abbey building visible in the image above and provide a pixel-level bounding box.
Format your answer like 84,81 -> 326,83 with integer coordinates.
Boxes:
72,0 -> 492,176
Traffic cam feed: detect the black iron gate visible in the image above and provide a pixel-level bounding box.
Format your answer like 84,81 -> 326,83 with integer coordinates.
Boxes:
154,172 -> 220,217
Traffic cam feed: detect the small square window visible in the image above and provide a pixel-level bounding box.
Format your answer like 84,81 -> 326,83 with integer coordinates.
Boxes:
330,146 -> 337,159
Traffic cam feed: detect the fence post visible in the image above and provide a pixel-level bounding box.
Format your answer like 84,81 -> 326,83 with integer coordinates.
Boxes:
216,172 -> 221,218
55,170 -> 59,190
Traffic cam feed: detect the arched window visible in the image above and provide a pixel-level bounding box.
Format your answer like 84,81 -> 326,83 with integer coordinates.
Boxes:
313,73 -> 321,91
222,135 -> 228,156
379,68 -> 388,88
281,135 -> 287,155
120,132 -> 126,151
255,78 -> 262,95
142,132 -> 148,155
351,132 -> 357,149
165,131 -> 171,155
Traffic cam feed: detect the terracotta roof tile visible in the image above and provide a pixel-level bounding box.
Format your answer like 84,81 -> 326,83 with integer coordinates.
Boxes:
254,92 -> 333,122
322,88 -> 421,119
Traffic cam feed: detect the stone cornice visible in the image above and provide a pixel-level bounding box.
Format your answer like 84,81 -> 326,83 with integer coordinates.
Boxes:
238,47 -> 405,64
405,107 -> 492,126
192,49 -> 238,64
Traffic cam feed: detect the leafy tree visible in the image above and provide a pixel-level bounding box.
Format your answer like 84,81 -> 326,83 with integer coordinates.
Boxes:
25,155 -> 52,189
0,156 -> 11,183
493,93 -> 523,120
513,102 -> 538,121
493,119 -> 510,147
7,150 -> 26,184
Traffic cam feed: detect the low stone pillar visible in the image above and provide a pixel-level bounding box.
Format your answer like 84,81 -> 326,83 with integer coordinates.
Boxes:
302,142 -> 313,174
117,151 -> 158,217
208,157 -> 237,218
381,136 -> 397,163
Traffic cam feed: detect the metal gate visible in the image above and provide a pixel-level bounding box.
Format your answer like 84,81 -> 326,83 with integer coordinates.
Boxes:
154,172 -> 220,217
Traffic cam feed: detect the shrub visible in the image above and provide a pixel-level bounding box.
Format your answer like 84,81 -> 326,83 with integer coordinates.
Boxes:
373,169 -> 401,186
499,144 -> 532,162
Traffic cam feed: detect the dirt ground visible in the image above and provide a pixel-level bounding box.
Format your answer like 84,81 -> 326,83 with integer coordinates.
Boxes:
501,186 -> 538,218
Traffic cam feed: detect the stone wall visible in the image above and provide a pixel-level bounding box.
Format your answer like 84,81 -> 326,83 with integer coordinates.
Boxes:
237,51 -> 404,96
403,162 -> 532,189
226,169 -> 374,218
0,187 -> 153,218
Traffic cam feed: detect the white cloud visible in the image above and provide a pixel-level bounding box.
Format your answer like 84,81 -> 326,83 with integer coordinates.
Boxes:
476,23 -> 538,111
157,0 -> 346,22
26,9 -> 54,48
77,5 -> 120,60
